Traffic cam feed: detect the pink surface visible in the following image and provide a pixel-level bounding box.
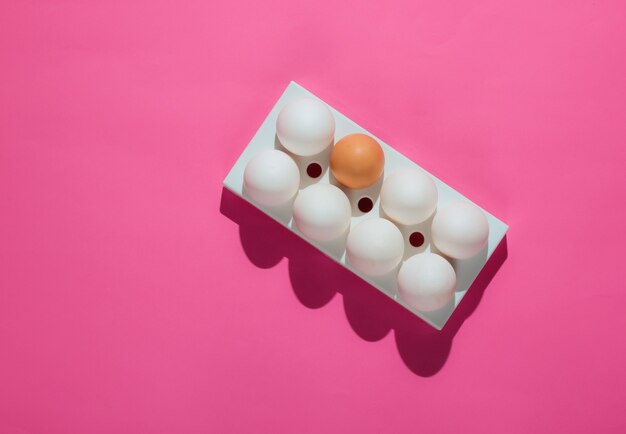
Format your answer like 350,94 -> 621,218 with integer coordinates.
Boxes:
1,1 -> 625,433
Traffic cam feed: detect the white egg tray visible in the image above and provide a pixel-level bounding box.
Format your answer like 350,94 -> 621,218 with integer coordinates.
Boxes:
223,81 -> 508,330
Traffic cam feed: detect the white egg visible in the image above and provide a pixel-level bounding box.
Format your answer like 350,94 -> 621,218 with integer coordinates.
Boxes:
293,184 -> 351,242
431,201 -> 489,259
380,169 -> 438,225
276,98 -> 335,156
346,218 -> 404,276
243,150 -> 300,207
397,253 -> 456,312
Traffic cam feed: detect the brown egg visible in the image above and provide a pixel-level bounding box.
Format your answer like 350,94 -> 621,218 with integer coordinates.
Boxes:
330,133 -> 385,189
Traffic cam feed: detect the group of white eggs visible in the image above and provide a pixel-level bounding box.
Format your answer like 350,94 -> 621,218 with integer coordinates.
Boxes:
243,98 -> 489,313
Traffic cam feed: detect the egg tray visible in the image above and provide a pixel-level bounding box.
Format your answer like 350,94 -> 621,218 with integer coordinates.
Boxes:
223,81 -> 508,330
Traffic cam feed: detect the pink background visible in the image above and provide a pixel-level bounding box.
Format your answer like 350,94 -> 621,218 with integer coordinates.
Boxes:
1,1 -> 626,433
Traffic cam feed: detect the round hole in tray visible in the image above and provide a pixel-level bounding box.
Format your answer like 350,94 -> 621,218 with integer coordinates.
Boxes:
306,162 -> 323,178
409,231 -> 425,247
357,197 -> 374,213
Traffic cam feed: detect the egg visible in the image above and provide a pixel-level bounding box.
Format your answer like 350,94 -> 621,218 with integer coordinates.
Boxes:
293,184 -> 351,242
380,169 -> 438,225
397,253 -> 456,312
431,201 -> 489,259
330,133 -> 385,189
243,149 -> 300,207
346,218 -> 404,276
276,98 -> 335,156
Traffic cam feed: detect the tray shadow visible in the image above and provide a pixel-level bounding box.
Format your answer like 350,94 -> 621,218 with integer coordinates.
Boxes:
219,187 -> 508,377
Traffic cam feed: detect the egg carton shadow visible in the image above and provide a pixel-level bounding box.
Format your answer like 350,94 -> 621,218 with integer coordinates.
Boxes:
219,187 -> 509,377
